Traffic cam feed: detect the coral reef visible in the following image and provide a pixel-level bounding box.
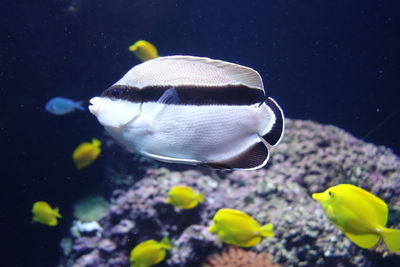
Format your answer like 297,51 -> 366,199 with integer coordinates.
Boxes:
58,119 -> 400,267
203,246 -> 282,267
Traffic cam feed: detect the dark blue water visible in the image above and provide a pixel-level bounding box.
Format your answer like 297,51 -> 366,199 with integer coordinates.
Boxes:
1,0 -> 399,266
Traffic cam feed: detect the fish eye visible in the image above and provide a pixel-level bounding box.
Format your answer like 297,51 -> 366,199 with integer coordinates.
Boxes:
111,88 -> 121,97
328,191 -> 334,197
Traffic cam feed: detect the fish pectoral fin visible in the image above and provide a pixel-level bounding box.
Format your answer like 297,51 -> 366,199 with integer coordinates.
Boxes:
205,140 -> 269,170
157,88 -> 180,105
343,231 -> 380,249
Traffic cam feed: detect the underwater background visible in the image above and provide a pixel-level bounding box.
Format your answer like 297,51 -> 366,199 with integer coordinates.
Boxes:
2,0 -> 399,266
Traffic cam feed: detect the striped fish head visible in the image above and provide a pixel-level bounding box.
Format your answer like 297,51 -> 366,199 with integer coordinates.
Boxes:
89,96 -> 141,129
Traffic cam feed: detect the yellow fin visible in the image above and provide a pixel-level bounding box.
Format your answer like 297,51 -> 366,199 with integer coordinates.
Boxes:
197,192 -> 205,203
208,223 -> 217,233
381,227 -> 400,252
238,236 -> 261,247
259,223 -> 274,237
53,207 -> 62,218
91,138 -> 102,147
160,237 -> 171,250
183,200 -> 198,209
48,217 -> 58,226
154,250 -> 166,265
343,231 -> 380,248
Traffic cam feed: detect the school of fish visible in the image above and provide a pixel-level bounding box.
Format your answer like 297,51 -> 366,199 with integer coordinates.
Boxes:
36,46 -> 400,267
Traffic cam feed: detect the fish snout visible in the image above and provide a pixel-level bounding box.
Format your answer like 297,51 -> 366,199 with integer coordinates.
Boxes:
312,193 -> 323,202
88,97 -> 101,116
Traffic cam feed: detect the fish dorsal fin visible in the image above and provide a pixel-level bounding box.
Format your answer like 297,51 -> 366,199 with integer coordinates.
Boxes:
340,184 -> 388,226
115,55 -> 264,92
217,209 -> 259,227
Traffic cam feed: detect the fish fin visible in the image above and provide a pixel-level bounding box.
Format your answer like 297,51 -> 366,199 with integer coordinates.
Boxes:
154,250 -> 166,264
91,138 -> 102,147
53,208 -> 62,218
206,141 -> 269,170
381,227 -> 400,252
183,200 -> 198,209
157,88 -> 180,105
259,97 -> 284,146
259,223 -> 274,237
160,237 -> 172,250
208,224 -> 215,233
32,216 -> 39,223
197,192 -> 205,204
137,55 -> 264,91
75,101 -> 85,111
141,151 -> 202,165
46,217 -> 58,227
343,231 -> 380,249
239,236 -> 262,247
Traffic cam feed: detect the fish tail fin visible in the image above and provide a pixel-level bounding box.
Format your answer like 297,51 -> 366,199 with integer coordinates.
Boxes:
208,223 -> 217,233
91,138 -> 102,147
259,223 -> 275,237
258,97 -> 284,146
197,192 -> 205,204
75,101 -> 85,111
160,237 -> 172,250
381,227 -> 400,252
53,208 -> 62,218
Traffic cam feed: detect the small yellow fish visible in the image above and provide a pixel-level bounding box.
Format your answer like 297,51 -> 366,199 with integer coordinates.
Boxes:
130,237 -> 171,267
128,40 -> 158,62
208,208 -> 274,247
166,185 -> 205,209
32,201 -> 62,226
72,138 -> 102,170
312,184 -> 400,252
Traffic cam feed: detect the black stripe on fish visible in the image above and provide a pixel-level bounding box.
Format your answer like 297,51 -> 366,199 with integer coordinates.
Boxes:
101,84 -> 265,105
202,141 -> 269,170
262,97 -> 284,146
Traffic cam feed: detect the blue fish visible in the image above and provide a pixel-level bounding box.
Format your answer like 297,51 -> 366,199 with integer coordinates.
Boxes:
45,97 -> 85,115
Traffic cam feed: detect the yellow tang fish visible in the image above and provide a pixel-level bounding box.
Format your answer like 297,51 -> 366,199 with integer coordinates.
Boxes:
208,208 -> 274,247
32,201 -> 62,226
72,138 -> 102,170
130,237 -> 171,267
312,184 -> 400,252
166,185 -> 205,209
129,40 -> 158,62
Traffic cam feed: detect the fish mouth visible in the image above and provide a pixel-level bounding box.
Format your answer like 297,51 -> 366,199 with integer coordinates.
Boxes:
88,97 -> 101,116
312,193 -> 323,202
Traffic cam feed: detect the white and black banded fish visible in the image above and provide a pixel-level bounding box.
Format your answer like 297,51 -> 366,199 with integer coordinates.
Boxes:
89,56 -> 284,170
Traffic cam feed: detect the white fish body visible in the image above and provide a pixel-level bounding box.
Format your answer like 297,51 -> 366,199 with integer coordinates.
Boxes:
89,56 -> 284,170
